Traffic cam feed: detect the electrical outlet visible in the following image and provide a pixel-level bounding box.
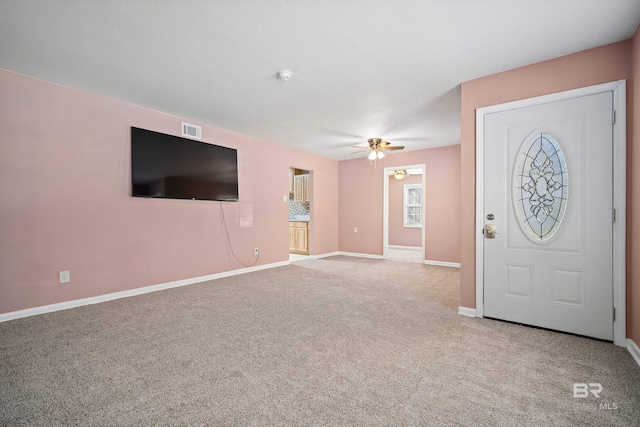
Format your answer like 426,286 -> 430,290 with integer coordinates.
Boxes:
254,248 -> 259,255
353,227 -> 358,233
59,271 -> 70,284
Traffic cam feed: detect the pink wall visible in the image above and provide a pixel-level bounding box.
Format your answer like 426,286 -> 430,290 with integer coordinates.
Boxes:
0,69 -> 339,315
460,40 -> 638,341
388,174 -> 422,247
339,145 -> 461,263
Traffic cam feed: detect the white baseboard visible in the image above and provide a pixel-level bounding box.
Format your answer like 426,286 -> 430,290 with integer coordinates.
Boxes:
425,260 -> 461,268
458,306 -> 477,317
627,338 -> 640,368
388,245 -> 422,251
0,260 -> 290,324
337,251 -> 384,259
310,251 -> 340,259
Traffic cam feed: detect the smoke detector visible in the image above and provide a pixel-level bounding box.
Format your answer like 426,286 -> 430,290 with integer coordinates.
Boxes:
277,70 -> 292,81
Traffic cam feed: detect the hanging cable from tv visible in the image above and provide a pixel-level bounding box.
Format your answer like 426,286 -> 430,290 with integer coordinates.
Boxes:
219,202 -> 259,268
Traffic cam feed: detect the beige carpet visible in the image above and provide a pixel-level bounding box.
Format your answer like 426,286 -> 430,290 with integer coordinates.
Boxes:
1,256 -> 638,426
386,247 -> 423,263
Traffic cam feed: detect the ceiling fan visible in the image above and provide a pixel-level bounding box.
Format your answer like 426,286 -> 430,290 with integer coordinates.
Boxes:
351,138 -> 405,161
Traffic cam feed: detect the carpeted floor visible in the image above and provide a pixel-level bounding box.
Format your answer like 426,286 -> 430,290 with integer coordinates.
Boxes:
386,248 -> 423,263
1,256 -> 638,426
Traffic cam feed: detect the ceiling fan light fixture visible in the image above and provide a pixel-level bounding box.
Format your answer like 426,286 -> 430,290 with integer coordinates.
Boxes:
353,137 -> 403,165
393,169 -> 407,180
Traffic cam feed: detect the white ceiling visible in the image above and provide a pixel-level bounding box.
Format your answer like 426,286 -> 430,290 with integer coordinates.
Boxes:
2,1 -> 639,160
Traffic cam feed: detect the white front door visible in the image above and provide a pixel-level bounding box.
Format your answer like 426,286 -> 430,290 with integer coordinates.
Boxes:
483,91 -> 613,340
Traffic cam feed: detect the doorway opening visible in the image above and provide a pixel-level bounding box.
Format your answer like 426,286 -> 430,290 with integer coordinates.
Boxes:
383,164 -> 425,263
288,167 -> 312,261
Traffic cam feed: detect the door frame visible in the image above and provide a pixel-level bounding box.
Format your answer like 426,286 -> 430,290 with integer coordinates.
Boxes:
289,166 -> 312,255
475,80 -> 627,346
383,164 -> 426,261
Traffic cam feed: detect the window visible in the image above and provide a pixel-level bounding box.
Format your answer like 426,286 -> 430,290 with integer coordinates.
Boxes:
513,132 -> 568,242
403,184 -> 423,228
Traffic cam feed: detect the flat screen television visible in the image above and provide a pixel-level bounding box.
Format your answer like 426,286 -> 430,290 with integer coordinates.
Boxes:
131,127 -> 239,202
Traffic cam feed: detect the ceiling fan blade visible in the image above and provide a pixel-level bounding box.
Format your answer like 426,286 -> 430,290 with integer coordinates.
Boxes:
378,140 -> 391,147
391,136 -> 428,142
350,149 -> 369,154
384,146 -> 405,150
350,144 -> 369,149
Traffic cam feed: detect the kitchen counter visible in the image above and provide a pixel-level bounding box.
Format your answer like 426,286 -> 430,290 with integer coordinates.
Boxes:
289,215 -> 310,222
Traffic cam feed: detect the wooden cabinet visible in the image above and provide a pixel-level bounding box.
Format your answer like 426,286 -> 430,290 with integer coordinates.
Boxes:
303,175 -> 310,202
295,227 -> 308,252
293,174 -> 310,202
288,225 -> 297,251
293,175 -> 304,202
288,221 -> 309,254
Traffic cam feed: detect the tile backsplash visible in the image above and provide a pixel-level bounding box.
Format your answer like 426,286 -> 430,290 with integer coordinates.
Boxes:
289,193 -> 310,216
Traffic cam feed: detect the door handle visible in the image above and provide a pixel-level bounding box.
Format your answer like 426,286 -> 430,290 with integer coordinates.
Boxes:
485,224 -> 497,239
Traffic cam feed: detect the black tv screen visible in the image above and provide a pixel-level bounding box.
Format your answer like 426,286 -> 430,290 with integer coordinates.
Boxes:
131,127 -> 239,202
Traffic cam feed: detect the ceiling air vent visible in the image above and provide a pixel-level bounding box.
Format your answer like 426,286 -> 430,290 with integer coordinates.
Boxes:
182,122 -> 202,139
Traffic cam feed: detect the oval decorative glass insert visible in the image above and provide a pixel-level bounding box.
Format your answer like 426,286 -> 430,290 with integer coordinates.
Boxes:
513,132 -> 569,242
